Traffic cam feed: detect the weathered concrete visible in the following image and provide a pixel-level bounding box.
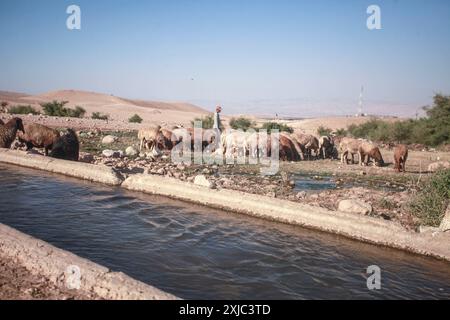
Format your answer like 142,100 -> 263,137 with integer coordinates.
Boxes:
123,174 -> 450,262
0,224 -> 178,300
1,149 -> 449,262
440,205 -> 450,232
0,149 -> 123,185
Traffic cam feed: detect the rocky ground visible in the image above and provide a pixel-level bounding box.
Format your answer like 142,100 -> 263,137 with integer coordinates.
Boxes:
0,254 -> 99,300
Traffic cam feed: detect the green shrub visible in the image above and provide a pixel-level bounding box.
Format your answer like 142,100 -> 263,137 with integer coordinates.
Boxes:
128,114 -> 143,123
92,112 -> 109,120
409,169 -> 450,227
191,114 -> 223,129
41,100 -> 86,118
317,126 -> 332,137
335,128 -> 347,137
8,105 -> 40,115
229,117 -> 255,131
260,122 -> 293,133
345,94 -> 450,146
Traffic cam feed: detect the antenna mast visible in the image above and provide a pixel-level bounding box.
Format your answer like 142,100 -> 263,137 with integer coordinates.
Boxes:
358,85 -> 364,116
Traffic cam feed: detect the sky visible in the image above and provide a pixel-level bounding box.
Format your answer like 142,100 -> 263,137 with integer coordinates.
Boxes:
0,0 -> 449,117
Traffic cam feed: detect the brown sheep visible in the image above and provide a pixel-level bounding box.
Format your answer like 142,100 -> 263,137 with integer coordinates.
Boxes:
138,126 -> 161,151
279,134 -> 301,161
291,133 -> 319,159
393,144 -> 408,172
358,141 -> 384,166
17,123 -> 60,156
280,133 -> 304,161
49,129 -> 79,161
0,117 -> 24,148
339,137 -> 361,164
0,119 -> 4,125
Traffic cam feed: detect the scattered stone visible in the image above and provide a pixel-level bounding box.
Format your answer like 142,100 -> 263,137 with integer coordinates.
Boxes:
194,174 -> 216,189
102,149 -> 122,158
428,161 -> 450,172
338,199 -> 373,215
102,135 -> 118,144
125,146 -> 138,157
79,152 -> 94,163
296,191 -> 307,199
419,225 -> 440,235
439,205 -> 450,232
359,171 -> 366,176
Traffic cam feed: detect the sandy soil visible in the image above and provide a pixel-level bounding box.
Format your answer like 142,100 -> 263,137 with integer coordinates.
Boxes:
0,254 -> 99,300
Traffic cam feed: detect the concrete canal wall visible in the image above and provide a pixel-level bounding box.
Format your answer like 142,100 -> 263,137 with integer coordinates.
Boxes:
0,223 -> 178,300
1,149 -> 450,266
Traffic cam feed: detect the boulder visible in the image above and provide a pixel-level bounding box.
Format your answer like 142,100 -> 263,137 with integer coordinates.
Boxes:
428,161 -> 450,173
125,146 -> 138,157
102,149 -> 123,158
194,175 -> 216,189
338,199 -> 373,215
102,135 -> 118,144
439,204 -> 450,232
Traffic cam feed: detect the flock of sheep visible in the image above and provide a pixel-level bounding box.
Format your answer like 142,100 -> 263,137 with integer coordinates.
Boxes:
0,117 -> 79,161
0,117 -> 408,173
138,125 -> 409,172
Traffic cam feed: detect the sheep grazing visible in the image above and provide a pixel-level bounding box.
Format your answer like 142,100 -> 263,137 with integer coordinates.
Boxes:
279,133 -> 302,161
291,133 -> 319,159
49,129 -> 79,161
0,117 -> 24,148
318,135 -> 336,159
17,123 -> 60,156
138,126 -> 161,151
358,141 -> 384,167
339,137 -> 361,164
393,144 -> 408,172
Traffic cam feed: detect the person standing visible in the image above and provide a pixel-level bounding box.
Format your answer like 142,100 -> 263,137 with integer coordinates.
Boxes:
213,105 -> 222,131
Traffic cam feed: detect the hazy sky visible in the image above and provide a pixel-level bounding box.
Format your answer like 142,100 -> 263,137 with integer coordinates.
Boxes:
1,0 -> 449,116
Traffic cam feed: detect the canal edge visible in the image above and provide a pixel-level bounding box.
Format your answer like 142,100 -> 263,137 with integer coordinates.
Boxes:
1,149 -> 450,264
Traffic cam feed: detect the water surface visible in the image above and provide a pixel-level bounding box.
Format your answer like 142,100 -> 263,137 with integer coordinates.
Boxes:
0,163 -> 449,299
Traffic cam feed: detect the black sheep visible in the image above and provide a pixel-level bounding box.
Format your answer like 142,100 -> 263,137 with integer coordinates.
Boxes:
49,129 -> 79,161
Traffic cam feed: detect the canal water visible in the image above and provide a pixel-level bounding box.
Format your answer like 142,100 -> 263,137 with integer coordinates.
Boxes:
0,163 -> 449,299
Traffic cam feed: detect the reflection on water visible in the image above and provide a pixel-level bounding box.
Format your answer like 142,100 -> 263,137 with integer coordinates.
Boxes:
0,163 -> 449,299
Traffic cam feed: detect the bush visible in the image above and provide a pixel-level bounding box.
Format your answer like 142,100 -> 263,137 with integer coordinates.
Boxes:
335,128 -> 347,137
191,114 -> 223,130
128,114 -> 143,123
229,117 -> 255,131
344,94 -> 450,146
317,126 -> 332,136
92,112 -> 109,120
260,122 -> 293,133
41,100 -> 86,118
409,169 -> 450,227
8,105 -> 40,115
